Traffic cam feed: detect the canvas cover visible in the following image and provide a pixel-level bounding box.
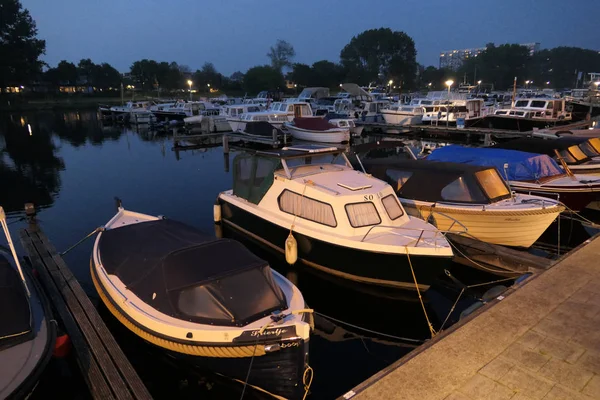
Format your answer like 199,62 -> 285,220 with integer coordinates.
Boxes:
98,219 -> 287,327
0,252 -> 32,350
293,117 -> 335,131
427,145 -> 563,181
243,121 -> 284,137
493,138 -> 592,163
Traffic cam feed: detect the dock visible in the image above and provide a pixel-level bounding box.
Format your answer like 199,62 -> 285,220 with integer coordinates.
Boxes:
343,234 -> 600,400
19,219 -> 152,400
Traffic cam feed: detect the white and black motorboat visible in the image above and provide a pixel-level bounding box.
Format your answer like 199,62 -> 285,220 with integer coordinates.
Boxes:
91,207 -> 312,399
0,207 -> 56,399
483,98 -> 573,131
216,145 -> 454,291
283,118 -> 350,143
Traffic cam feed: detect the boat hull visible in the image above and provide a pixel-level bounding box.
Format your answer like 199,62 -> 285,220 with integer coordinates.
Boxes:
152,111 -> 187,122
403,202 -> 562,248
285,125 -> 350,144
217,198 -> 453,291
483,115 -> 571,132
510,183 -> 600,212
382,112 -> 422,126
91,261 -> 308,400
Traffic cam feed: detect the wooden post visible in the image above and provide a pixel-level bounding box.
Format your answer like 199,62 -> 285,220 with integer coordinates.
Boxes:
224,153 -> 230,173
272,128 -> 278,148
223,134 -> 229,154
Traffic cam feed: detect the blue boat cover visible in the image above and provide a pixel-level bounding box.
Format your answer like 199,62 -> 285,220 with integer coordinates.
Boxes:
427,145 -> 563,181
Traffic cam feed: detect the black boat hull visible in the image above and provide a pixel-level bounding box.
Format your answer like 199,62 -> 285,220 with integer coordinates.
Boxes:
483,115 -> 571,132
152,111 -> 187,122
217,199 -> 453,290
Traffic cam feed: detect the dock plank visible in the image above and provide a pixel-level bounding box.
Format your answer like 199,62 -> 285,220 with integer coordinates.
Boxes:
19,229 -> 116,400
34,229 -> 152,400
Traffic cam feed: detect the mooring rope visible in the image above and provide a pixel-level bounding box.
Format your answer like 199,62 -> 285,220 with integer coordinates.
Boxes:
60,226 -> 104,256
405,248 -> 437,338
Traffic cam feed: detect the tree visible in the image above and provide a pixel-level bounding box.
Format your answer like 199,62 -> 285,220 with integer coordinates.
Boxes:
0,0 -> 46,88
419,66 -> 451,90
459,44 -> 531,89
45,61 -> 78,86
130,59 -> 159,89
230,71 -> 244,82
311,60 -> 344,88
529,47 -> 600,89
243,65 -> 284,94
267,40 -> 295,72
290,63 -> 313,87
92,63 -> 121,89
77,58 -> 95,85
193,62 -> 222,89
340,28 -> 417,88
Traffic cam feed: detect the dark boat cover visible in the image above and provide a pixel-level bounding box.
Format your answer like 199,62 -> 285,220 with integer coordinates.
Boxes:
243,121 -> 284,137
0,253 -> 32,350
493,138 -> 592,163
427,145 -> 563,181
361,158 -> 510,204
293,117 -> 335,131
98,219 -> 287,327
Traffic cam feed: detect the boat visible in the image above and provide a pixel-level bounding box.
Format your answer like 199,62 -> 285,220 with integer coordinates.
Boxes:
325,115 -> 364,137
216,145 -> 454,291
284,118 -> 350,143
153,101 -> 221,122
427,146 -> 600,212
106,101 -> 155,123
381,104 -> 423,126
354,156 -> 564,248
334,83 -> 390,123
91,206 -> 312,400
238,121 -> 287,141
0,208 -> 56,399
493,137 -> 600,176
422,98 -> 493,127
228,101 -> 313,133
483,98 -> 573,131
297,87 -> 330,109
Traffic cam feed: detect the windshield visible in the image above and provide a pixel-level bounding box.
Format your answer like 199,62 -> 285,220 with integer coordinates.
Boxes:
567,145 -> 589,162
475,169 -> 510,201
284,153 -> 347,169
584,138 -> 600,155
515,100 -> 529,107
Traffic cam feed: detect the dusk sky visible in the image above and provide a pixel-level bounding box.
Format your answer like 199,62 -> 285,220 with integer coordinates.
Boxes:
23,0 -> 598,75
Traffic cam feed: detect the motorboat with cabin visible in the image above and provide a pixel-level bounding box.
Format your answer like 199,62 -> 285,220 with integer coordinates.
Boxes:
0,207 -> 56,399
353,156 -> 564,248
105,101 -> 155,123
334,83 -> 389,123
381,104 -> 424,126
184,103 -> 262,131
297,87 -> 330,108
215,145 -> 454,291
228,101 -> 313,133
91,206 -> 312,400
325,115 -> 364,137
153,101 -> 221,122
493,137 -> 600,176
483,98 -> 572,131
422,98 -> 492,127
427,146 -> 600,212
283,118 -> 350,143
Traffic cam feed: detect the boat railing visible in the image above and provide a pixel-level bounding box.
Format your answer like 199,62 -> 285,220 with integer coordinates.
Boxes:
359,211 -> 467,248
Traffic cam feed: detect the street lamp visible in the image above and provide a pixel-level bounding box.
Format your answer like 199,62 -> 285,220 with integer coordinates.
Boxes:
428,82 -> 432,88
187,80 -> 193,101
445,80 -> 454,127
477,80 -> 482,85
595,82 -> 600,87
546,81 -> 550,85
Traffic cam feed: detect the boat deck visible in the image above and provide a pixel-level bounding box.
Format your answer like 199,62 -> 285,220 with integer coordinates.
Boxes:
19,221 -> 152,400
344,234 -> 600,400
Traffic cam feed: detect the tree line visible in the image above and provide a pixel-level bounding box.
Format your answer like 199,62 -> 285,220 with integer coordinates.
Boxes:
2,0 -> 598,96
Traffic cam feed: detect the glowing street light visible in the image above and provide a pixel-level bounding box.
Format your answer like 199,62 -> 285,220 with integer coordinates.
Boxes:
445,80 -> 454,127
477,80 -> 482,85
594,81 -> 600,87
187,80 -> 193,100
428,82 -> 432,87
546,81 -> 550,85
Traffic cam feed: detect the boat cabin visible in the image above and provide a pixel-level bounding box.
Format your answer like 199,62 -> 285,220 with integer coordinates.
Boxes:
359,158 -> 512,204
231,145 -> 411,229
222,104 -> 262,118
494,98 -> 571,120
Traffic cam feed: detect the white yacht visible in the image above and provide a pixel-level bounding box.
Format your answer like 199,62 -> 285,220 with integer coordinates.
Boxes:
381,104 -> 423,126
422,98 -> 493,127
153,101 -> 220,122
216,145 -> 453,291
184,103 -> 259,130
227,100 -> 313,132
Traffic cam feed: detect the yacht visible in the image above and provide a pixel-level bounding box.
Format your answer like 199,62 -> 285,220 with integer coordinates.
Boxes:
422,98 -> 492,127
216,145 -> 454,291
427,146 -> 600,212
227,101 -> 313,132
183,103 -> 260,130
483,98 -> 573,131
107,101 -> 155,123
92,207 -> 312,400
283,118 -> 350,143
153,101 -> 220,122
381,104 -> 424,126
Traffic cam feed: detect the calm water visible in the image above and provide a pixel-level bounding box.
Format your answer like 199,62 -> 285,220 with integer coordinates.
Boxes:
0,109 -> 594,399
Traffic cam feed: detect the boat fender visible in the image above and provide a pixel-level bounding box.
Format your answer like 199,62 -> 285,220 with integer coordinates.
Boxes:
53,334 -> 72,358
285,232 -> 298,265
214,223 -> 223,239
213,202 -> 222,223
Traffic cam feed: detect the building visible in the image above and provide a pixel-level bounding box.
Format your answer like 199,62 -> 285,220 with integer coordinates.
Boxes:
439,42 -> 540,70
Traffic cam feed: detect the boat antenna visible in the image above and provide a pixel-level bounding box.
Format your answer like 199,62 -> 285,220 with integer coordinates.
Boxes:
511,77 -> 517,106
0,207 -> 31,297
502,163 -> 515,202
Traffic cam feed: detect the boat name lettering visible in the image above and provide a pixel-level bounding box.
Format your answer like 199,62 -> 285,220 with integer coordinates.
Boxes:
280,342 -> 299,348
249,327 -> 288,337
364,195 -> 374,201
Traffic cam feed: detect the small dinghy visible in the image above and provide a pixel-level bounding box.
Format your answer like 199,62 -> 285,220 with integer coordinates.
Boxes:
91,207 -> 312,399
0,207 -> 56,399
284,117 -> 350,143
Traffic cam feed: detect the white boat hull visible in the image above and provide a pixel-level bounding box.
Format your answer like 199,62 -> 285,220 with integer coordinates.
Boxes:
285,124 -> 350,143
403,200 -> 563,248
382,112 -> 423,126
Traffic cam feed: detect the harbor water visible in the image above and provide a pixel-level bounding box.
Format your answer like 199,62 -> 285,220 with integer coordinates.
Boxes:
0,109 -> 596,399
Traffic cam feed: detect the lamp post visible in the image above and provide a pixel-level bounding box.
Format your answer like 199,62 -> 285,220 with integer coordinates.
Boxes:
388,79 -> 393,93
207,83 -> 211,97
445,80 -> 454,127
187,80 -> 193,101
477,80 -> 482,93
294,83 -> 297,95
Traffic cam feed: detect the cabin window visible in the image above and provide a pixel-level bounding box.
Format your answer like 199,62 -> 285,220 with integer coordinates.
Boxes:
496,111 -> 508,115
278,190 -> 337,227
441,177 -> 487,203
233,155 -> 279,204
475,169 -> 510,200
345,202 -> 381,228
558,150 -> 576,163
567,145 -> 588,162
385,169 -> 413,191
531,101 -> 546,108
382,195 -> 404,220
515,100 -> 529,107
546,102 -> 554,110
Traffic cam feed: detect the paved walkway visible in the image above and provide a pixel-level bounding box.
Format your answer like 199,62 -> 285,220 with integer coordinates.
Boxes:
349,236 -> 600,400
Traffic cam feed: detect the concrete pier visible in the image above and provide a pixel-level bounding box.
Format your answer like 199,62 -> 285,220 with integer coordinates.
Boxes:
345,236 -> 600,400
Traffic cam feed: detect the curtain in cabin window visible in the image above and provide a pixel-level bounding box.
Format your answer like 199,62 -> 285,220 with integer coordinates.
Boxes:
278,190 -> 336,227
345,202 -> 381,228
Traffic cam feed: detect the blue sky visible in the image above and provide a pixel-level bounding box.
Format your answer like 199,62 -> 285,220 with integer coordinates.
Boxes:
23,0 -> 599,75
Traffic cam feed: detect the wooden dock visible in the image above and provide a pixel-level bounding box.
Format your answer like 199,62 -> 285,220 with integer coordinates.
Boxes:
20,222 -> 152,400
343,234 -> 600,400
